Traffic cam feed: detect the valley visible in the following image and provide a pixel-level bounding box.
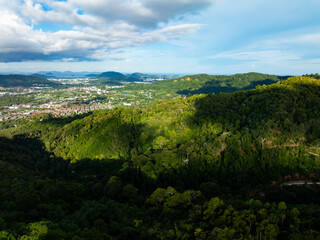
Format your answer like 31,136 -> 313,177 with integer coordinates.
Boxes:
0,72 -> 284,122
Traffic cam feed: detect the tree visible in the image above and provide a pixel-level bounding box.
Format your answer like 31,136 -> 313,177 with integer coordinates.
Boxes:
104,176 -> 123,198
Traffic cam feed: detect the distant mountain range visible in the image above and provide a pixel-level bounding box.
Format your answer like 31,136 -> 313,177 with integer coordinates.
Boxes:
0,71 -> 179,88
32,71 -> 101,78
30,71 -> 178,80
94,71 -> 179,85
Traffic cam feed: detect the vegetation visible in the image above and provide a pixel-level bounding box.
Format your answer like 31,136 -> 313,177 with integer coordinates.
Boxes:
122,72 -> 288,103
303,73 -> 320,80
0,72 -> 287,111
0,76 -> 320,239
0,75 -> 59,88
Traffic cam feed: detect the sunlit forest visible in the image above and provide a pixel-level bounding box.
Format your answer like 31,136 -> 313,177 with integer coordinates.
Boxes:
0,75 -> 320,239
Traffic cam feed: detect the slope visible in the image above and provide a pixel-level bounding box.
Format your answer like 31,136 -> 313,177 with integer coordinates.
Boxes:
123,72 -> 288,98
2,76 -> 319,188
0,75 -> 59,88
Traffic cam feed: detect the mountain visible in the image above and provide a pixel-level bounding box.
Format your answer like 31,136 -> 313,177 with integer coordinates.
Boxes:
126,72 -> 145,78
124,72 -> 289,102
95,71 -> 140,85
0,74 -> 59,88
85,73 -> 99,77
126,72 -> 160,80
0,76 -> 320,239
31,73 -> 52,78
97,71 -> 125,78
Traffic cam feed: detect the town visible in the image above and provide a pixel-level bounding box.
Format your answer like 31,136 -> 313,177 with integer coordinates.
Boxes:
0,78 -> 157,121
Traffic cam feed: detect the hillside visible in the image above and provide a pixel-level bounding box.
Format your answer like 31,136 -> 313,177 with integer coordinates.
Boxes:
124,72 -> 288,99
45,77 -> 320,181
111,72 -> 288,108
1,76 -> 320,239
0,74 -> 58,88
2,76 -> 319,185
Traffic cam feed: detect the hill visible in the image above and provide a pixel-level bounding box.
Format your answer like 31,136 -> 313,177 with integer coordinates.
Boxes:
1,76 -> 320,239
125,72 -> 288,96
118,72 -> 289,106
93,71 -> 140,85
3,76 -> 319,185
126,72 -> 162,80
97,71 -> 125,78
0,74 -> 59,88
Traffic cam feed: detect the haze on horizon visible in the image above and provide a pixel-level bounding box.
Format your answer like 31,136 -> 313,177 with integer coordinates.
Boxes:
0,0 -> 319,75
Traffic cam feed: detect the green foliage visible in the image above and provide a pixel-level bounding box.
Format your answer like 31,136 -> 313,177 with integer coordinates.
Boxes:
303,73 -> 320,80
120,72 -> 286,106
19,222 -> 48,240
0,76 -> 319,239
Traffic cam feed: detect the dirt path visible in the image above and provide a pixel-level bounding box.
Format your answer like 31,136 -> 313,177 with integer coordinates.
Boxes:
265,138 -> 319,157
280,180 -> 320,186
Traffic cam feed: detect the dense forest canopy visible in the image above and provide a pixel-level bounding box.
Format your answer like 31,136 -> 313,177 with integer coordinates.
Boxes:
0,76 -> 320,239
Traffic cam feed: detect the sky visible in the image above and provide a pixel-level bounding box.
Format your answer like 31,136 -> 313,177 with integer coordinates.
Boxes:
0,0 -> 319,75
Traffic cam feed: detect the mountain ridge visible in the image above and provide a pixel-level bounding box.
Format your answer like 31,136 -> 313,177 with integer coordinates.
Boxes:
0,74 -> 59,88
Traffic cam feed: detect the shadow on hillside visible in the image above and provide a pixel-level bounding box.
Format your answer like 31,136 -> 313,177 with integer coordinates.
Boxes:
190,80 -> 320,131
177,79 -> 279,97
0,135 -> 69,177
0,132 -> 157,190
177,80 -> 238,96
40,112 -> 93,126
243,79 -> 277,90
1,115 -> 320,239
0,134 -> 159,238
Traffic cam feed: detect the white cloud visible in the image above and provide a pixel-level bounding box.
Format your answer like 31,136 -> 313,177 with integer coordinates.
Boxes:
207,26 -> 320,70
69,0 -> 215,27
0,0 -> 214,62
62,58 -> 75,62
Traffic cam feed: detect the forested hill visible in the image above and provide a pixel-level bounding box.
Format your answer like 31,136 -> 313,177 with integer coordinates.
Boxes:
1,76 -> 320,239
0,74 -> 58,88
95,71 -> 139,84
125,72 -> 288,97
97,71 -> 125,78
3,76 -> 319,185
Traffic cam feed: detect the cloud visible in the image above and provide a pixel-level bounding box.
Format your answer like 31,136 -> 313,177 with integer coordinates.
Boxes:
70,0 -> 215,28
62,58 -> 75,62
206,23 -> 320,69
0,0 -> 215,62
205,33 -> 320,75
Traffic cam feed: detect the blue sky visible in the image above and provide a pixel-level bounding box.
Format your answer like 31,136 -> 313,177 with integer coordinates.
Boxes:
0,0 -> 319,75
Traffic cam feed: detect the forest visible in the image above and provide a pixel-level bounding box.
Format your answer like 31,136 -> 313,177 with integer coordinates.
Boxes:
0,75 -> 58,88
125,72 -> 287,97
0,75 -> 320,239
